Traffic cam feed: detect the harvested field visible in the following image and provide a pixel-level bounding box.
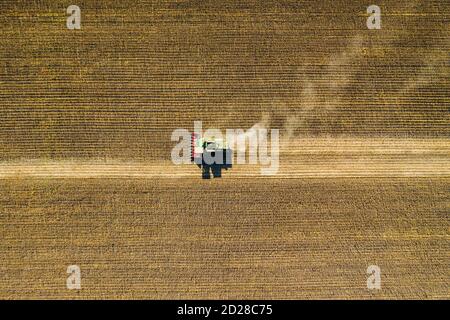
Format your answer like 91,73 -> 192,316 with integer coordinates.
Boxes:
0,0 -> 449,299
0,177 -> 448,299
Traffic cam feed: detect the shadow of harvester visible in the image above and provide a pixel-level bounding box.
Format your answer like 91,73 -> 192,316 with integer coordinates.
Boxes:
193,149 -> 233,179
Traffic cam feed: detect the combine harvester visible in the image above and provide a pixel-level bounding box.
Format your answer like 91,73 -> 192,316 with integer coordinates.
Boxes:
191,133 -> 233,179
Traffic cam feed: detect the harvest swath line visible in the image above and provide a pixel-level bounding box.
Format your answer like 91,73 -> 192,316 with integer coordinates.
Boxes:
1,160 -> 448,178
1,138 -> 448,178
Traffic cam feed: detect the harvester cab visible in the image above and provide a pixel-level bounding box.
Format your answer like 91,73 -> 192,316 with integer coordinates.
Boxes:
191,134 -> 233,179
